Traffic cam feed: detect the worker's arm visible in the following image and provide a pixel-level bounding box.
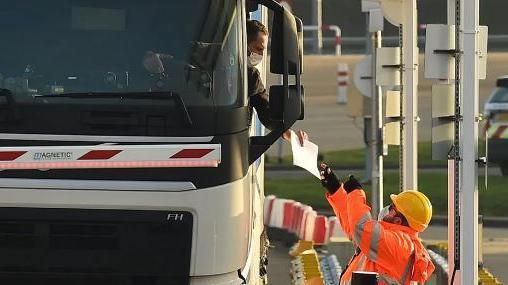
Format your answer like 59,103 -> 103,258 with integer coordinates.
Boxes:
320,164 -> 353,239
326,185 -> 353,240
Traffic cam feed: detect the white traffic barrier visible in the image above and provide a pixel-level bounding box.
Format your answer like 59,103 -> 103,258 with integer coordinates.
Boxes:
298,206 -> 314,240
287,202 -> 301,233
269,198 -> 293,228
313,215 -> 329,245
328,216 -> 347,239
304,210 -> 318,241
283,200 -> 297,230
263,195 -> 276,226
336,63 -> 349,104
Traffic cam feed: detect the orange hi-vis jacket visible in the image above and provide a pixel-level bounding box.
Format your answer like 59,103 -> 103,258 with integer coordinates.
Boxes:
326,186 -> 435,285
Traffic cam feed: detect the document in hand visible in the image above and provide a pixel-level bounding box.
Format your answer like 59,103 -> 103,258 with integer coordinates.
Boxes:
290,130 -> 321,179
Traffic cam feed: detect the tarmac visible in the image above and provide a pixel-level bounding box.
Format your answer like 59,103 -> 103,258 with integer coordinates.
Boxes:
266,225 -> 508,284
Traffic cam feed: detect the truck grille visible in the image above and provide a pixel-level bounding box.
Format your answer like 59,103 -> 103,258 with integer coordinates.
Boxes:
0,208 -> 193,285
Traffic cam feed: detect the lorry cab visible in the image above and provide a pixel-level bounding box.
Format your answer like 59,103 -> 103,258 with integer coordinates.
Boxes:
0,0 -> 303,284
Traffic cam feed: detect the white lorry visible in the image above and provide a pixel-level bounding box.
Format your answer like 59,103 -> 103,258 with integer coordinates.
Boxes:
0,0 -> 303,284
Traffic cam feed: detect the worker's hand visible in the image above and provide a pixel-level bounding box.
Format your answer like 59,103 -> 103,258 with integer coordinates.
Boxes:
319,163 -> 341,194
282,129 -> 308,146
343,175 -> 362,193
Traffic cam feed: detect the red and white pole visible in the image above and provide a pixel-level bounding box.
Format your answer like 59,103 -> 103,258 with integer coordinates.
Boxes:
336,63 -> 348,104
321,25 -> 342,55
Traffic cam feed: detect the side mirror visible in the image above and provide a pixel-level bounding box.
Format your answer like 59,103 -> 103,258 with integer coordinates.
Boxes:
270,9 -> 302,75
269,85 -> 304,129
246,0 -> 259,12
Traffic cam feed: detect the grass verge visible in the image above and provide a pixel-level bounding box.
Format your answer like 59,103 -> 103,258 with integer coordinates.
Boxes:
266,173 -> 507,217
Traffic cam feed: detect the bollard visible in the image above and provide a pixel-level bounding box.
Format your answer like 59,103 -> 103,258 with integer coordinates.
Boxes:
336,63 -> 348,104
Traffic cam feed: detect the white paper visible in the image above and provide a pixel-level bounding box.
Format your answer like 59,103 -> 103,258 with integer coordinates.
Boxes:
290,130 -> 321,179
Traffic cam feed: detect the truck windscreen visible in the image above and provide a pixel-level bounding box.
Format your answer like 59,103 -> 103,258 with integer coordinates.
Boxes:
0,0 -> 241,107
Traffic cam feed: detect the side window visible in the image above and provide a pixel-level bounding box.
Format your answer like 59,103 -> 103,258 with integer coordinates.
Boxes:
213,12 -> 241,106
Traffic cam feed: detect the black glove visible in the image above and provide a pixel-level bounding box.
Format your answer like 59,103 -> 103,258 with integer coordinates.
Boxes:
319,163 -> 341,194
343,175 -> 362,193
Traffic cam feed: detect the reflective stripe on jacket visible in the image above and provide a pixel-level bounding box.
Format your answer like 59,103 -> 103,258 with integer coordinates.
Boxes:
326,186 -> 435,285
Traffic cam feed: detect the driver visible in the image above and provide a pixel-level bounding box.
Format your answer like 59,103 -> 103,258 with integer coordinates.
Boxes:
247,19 -> 307,144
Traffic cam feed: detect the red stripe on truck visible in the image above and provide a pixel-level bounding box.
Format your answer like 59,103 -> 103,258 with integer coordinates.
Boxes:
78,150 -> 122,160
0,151 -> 27,161
170,149 -> 214,159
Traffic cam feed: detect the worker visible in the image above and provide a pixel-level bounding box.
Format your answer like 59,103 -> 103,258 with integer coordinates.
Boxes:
246,19 -> 307,145
319,163 -> 435,285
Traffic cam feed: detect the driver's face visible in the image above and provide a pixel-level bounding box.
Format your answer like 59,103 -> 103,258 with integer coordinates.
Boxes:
248,32 -> 268,56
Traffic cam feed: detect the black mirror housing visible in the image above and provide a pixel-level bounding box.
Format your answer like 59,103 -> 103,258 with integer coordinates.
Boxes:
269,85 -> 304,128
270,9 -> 302,75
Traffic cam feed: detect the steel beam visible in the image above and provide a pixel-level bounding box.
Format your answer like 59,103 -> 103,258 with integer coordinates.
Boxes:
460,0 -> 479,282
402,0 -> 419,190
371,31 -> 383,216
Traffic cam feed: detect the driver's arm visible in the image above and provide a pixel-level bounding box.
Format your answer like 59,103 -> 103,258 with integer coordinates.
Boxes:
248,66 -> 273,130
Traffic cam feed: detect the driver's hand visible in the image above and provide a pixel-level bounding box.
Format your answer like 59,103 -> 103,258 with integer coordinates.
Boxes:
282,129 -> 308,146
143,51 -> 166,74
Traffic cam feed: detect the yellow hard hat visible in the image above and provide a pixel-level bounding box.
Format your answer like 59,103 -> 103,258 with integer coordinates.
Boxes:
390,190 -> 432,232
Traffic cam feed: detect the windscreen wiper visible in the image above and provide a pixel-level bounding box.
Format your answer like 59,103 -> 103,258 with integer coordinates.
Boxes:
35,91 -> 193,127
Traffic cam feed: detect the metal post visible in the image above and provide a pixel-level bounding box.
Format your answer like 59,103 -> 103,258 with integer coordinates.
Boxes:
311,0 -> 323,54
371,31 -> 383,216
330,26 -> 342,55
401,0 -> 419,190
364,13 -> 373,185
447,1 -> 461,284
460,0 -> 479,282
277,74 -> 284,163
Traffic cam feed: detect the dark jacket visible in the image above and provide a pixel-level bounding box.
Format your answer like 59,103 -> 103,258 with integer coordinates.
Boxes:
248,66 -> 273,130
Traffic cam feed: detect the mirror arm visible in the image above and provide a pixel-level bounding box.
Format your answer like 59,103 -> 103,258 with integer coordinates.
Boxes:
254,0 -> 284,12
249,129 -> 285,165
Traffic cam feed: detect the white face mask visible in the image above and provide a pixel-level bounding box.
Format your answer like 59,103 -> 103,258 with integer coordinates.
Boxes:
248,52 -> 263,67
378,205 -> 390,221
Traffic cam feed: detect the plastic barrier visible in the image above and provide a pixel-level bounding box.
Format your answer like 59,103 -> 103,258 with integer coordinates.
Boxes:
298,206 -> 314,240
263,195 -> 276,226
283,201 -> 297,230
328,216 -> 347,239
265,196 -> 348,246
269,198 -> 293,228
303,210 -> 318,241
290,203 -> 303,234
312,215 -> 329,245
320,256 -> 342,285
293,204 -> 306,234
